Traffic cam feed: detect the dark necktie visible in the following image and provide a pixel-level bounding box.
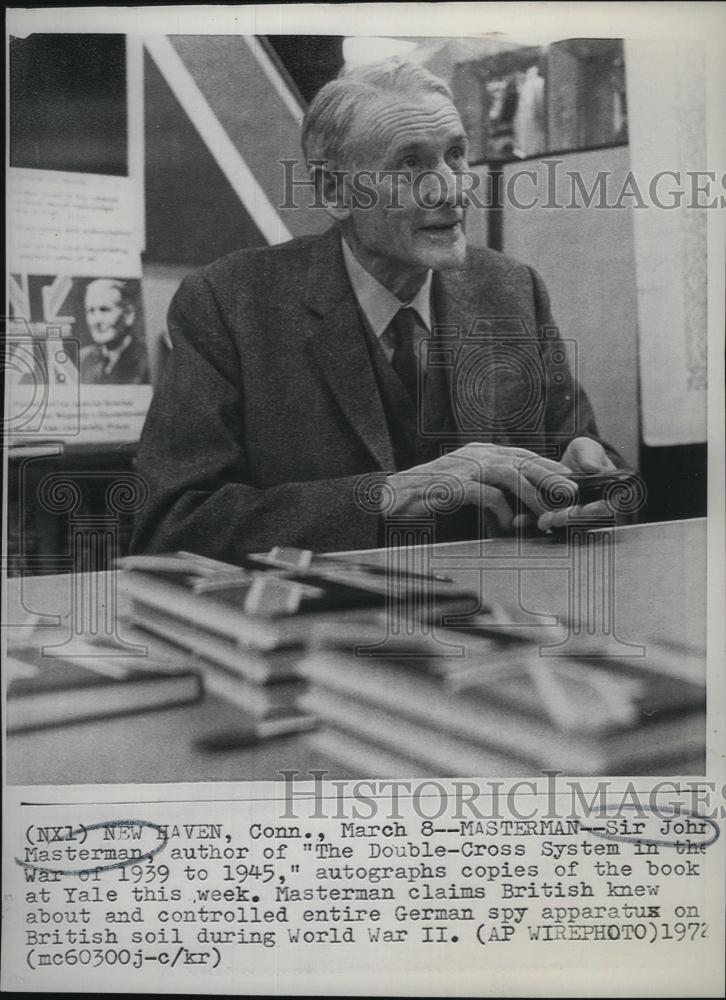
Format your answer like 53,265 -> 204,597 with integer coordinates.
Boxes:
390,306 -> 420,402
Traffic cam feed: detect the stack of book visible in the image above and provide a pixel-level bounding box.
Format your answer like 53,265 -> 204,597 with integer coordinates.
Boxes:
298,626 -> 707,777
114,548 -> 705,776
118,553 -> 318,738
7,644 -> 203,733
118,549 -> 479,745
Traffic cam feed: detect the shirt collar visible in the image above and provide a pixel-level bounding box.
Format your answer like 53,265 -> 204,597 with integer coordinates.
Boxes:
341,236 -> 432,339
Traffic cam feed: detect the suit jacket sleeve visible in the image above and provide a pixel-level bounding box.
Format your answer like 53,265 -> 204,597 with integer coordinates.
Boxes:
529,266 -> 624,467
131,272 -> 381,560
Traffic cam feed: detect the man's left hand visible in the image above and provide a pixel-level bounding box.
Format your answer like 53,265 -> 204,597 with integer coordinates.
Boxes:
559,436 -> 617,475
536,436 -> 617,531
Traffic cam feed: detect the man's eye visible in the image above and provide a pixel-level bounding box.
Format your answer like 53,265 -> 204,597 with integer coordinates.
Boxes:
400,156 -> 419,170
448,147 -> 466,164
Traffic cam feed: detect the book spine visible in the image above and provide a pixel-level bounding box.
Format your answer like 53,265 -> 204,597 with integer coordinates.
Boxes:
203,670 -> 304,718
301,654 -> 607,772
127,604 -> 301,683
122,571 -> 287,649
302,689 -> 535,776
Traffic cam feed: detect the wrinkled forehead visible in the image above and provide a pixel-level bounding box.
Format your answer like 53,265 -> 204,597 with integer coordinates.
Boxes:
344,91 -> 464,167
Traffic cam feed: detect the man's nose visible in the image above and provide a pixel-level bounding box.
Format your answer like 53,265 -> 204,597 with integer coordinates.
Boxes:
417,161 -> 468,209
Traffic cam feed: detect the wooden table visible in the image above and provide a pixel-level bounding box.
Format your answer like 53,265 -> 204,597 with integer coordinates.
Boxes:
5,518 -> 706,784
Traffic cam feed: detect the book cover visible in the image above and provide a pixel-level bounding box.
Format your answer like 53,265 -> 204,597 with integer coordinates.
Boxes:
118,550 -> 478,627
121,570 -> 309,650
6,648 -> 203,733
299,651 -> 706,774
302,637 -> 705,733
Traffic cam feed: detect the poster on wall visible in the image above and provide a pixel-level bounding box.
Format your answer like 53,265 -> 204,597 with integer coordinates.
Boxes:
7,170 -> 151,445
8,272 -> 150,443
7,28 -> 148,446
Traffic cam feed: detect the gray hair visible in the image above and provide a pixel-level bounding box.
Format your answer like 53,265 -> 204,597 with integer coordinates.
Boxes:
302,58 -> 453,171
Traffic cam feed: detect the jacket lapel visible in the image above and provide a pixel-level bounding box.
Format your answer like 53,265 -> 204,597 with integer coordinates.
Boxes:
434,257 -> 525,445
434,253 -> 525,340
304,230 -> 395,470
302,234 -> 527,462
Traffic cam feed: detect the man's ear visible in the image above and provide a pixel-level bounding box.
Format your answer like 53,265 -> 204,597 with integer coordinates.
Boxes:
314,164 -> 351,223
122,303 -> 136,328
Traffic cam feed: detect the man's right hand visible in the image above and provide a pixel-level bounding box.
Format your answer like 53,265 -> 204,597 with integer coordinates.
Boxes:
384,443 -> 577,532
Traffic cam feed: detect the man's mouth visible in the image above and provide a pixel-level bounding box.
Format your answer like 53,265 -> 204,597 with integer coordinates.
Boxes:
420,219 -> 462,232
421,219 -> 461,236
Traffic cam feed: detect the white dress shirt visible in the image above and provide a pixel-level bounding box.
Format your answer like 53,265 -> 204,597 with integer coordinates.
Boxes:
340,236 -> 432,362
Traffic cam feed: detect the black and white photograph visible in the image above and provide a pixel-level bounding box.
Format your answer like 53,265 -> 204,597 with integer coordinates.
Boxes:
3,4 -> 725,997
8,275 -> 148,385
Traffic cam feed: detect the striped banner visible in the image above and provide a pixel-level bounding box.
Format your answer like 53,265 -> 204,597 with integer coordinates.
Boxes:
144,34 -> 328,246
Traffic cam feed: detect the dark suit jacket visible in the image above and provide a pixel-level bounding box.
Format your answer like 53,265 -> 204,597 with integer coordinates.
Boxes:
132,227 -> 614,559
80,337 -> 149,385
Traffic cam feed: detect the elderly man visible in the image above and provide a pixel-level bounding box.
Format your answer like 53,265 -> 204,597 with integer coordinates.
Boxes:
81,278 -> 149,385
132,60 -> 619,560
